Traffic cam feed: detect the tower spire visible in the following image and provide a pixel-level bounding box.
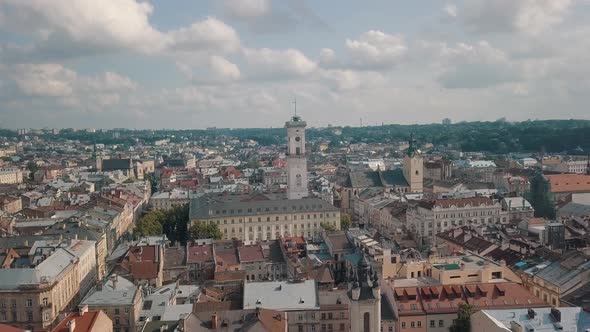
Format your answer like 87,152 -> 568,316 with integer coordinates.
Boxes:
293,97 -> 297,116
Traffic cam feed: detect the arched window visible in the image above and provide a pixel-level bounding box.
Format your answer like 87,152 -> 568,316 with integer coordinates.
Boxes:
296,174 -> 302,187
363,312 -> 370,332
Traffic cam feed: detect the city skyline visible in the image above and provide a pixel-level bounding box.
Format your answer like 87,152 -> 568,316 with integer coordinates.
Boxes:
1,1 -> 589,129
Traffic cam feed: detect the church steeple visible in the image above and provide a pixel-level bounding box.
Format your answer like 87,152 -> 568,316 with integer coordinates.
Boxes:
402,132 -> 423,193
406,133 -> 418,158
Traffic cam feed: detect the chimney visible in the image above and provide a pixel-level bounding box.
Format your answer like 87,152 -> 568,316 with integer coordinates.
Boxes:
79,305 -> 88,316
111,274 -> 118,290
550,308 -> 561,322
211,312 -> 218,329
68,318 -> 76,332
527,308 -> 536,319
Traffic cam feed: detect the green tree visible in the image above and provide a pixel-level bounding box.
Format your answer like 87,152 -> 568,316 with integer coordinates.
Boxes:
449,303 -> 474,332
189,222 -> 222,240
26,161 -> 38,180
527,170 -> 556,219
161,205 -> 190,244
136,211 -> 164,237
320,222 -> 336,232
340,213 -> 352,230
146,173 -> 159,194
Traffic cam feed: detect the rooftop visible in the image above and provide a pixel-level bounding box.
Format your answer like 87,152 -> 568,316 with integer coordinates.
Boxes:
189,194 -> 337,219
243,280 -> 319,311
477,307 -> 590,332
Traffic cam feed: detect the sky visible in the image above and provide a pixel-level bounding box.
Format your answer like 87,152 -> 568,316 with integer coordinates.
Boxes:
0,0 -> 589,129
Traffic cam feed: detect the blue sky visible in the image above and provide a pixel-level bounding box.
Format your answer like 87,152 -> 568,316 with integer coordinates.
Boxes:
0,0 -> 589,129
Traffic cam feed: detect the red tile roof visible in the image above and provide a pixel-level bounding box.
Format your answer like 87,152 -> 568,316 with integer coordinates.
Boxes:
0,324 -> 26,332
52,311 -> 103,332
187,243 -> 214,264
546,174 -> 590,193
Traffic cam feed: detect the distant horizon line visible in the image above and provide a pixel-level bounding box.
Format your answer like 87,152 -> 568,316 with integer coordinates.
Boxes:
3,118 -> 590,132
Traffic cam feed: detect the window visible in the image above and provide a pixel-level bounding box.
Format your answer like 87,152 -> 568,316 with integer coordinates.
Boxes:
430,320 -> 435,328
311,325 -> 316,332
328,313 -> 333,320
298,314 -> 303,321
25,299 -> 33,307
322,313 -> 326,320
410,322 -> 415,328
321,324 -> 326,332
389,327 -> 393,332
363,313 -> 371,332
340,323 -> 345,331
417,321 -> 421,327
115,318 -> 120,325
401,322 -> 406,329
439,320 -> 444,327
340,312 -> 344,319
299,325 -> 304,332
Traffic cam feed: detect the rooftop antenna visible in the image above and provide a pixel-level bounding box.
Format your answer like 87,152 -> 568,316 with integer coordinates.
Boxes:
293,97 -> 297,116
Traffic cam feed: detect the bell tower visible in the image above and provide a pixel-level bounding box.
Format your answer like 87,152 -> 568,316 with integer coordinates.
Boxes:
286,110 -> 308,200
403,133 -> 423,193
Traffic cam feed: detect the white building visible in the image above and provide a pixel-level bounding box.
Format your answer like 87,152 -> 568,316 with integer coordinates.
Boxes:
0,168 -> 24,184
407,197 -> 508,247
150,189 -> 190,210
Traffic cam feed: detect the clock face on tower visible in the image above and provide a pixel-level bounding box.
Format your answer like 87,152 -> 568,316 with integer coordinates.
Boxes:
295,137 -> 301,142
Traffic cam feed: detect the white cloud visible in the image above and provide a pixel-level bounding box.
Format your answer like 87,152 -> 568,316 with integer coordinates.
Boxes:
209,56 -> 241,81
243,47 -> 317,78
222,0 -> 270,19
12,64 -> 76,97
459,0 -> 572,35
166,18 -> 240,54
345,31 -> 407,69
444,4 -> 458,18
319,48 -> 336,65
0,1 -> 241,61
0,0 -> 165,54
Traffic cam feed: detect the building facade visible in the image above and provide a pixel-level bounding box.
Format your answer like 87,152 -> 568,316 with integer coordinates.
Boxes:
407,197 -> 508,248
0,240 -> 97,331
190,195 -> 340,242
286,115 -> 308,200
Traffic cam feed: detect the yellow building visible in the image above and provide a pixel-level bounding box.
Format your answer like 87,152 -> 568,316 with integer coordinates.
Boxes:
0,240 -> 97,331
189,194 -> 340,242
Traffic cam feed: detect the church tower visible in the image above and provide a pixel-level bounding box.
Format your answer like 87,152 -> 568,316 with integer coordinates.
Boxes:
286,114 -> 308,199
403,134 -> 423,193
348,252 -> 381,332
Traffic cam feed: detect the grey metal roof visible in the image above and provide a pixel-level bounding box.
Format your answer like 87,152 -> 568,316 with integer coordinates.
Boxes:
81,275 -> 138,306
478,307 -> 589,332
243,280 -> 319,311
102,158 -> 132,171
534,252 -> 590,287
346,169 -> 408,188
189,195 -> 338,220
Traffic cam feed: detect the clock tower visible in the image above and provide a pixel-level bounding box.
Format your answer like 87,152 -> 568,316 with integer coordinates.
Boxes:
286,114 -> 308,200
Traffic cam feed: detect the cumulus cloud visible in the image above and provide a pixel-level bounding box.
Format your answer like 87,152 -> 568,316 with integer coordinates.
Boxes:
222,0 -> 270,19
345,31 -> 407,69
0,1 -> 241,62
243,47 -> 317,78
166,18 -> 240,54
417,40 -> 523,89
0,0 -> 165,54
209,56 -> 241,81
458,0 -> 572,35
